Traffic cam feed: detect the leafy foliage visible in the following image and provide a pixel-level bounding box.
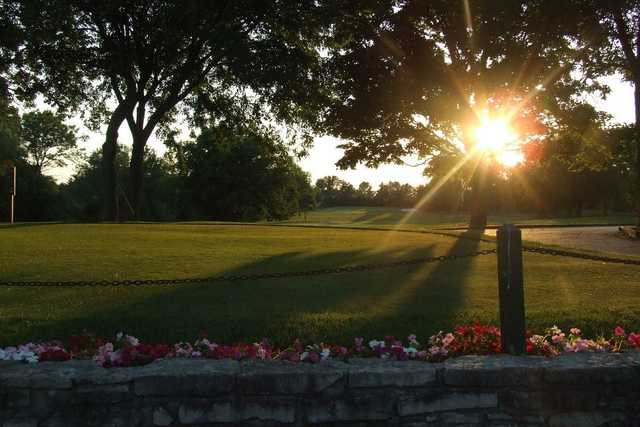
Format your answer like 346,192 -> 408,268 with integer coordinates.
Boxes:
7,0 -> 333,218
322,0 -> 580,167
20,110 -> 82,175
181,127 -> 314,221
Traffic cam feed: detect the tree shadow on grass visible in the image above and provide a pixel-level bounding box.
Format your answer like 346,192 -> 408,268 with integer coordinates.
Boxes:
0,245 -> 431,345
352,209 -> 398,225
315,230 -> 494,341
0,231 -> 497,346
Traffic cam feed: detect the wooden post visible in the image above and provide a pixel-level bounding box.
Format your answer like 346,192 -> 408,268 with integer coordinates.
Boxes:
497,224 -> 526,354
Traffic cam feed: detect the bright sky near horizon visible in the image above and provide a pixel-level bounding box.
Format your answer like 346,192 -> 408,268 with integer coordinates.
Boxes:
46,74 -> 636,189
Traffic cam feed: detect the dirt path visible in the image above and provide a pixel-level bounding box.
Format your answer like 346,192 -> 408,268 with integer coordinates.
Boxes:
485,226 -> 639,257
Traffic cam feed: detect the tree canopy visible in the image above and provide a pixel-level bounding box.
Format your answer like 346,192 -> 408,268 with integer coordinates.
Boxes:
567,0 -> 640,222
20,110 -> 81,175
181,126 -> 314,221
321,0 -> 594,227
7,0 -> 331,219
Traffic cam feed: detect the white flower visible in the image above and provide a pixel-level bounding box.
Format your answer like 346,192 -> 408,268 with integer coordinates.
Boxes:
404,347 -> 418,355
116,332 -> 123,341
301,351 -> 309,361
257,348 -> 267,360
529,334 -> 545,343
369,340 -> 385,349
125,335 -> 140,346
320,349 -> 331,360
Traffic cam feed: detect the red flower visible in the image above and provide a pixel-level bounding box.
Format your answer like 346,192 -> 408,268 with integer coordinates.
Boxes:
628,333 -> 640,348
39,349 -> 71,362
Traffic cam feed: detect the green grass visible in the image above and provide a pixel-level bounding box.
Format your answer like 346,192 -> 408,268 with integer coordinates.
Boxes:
2,222 -> 639,346
284,206 -> 636,229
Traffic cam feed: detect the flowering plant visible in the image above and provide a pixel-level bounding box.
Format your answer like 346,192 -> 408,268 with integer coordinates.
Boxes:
0,342 -> 70,363
1,324 -> 639,367
95,333 -> 169,368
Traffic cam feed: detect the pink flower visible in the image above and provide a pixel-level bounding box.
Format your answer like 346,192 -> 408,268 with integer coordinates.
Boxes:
615,326 -> 626,337
570,328 -> 581,336
628,333 -> 640,348
442,333 -> 455,347
288,353 -> 300,362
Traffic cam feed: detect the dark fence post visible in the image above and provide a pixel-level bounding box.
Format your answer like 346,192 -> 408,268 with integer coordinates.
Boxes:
497,224 -> 526,355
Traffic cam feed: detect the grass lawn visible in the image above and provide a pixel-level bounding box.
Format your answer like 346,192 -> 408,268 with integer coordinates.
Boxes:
1,223 -> 639,346
283,206 -> 636,229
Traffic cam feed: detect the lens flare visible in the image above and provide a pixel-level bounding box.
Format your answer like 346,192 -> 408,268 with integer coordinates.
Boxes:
472,115 -> 522,167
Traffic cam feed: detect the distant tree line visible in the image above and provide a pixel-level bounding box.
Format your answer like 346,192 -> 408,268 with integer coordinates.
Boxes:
314,115 -> 635,217
0,95 -> 315,222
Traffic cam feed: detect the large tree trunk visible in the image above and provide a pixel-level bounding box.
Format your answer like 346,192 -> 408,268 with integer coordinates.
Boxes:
468,159 -> 490,230
101,103 -> 131,221
101,139 -> 117,221
129,135 -> 146,220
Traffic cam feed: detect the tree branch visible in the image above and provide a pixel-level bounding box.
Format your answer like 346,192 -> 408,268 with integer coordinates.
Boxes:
612,9 -> 638,75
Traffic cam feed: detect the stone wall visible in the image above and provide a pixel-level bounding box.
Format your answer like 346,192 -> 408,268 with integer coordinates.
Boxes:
1,351 -> 640,427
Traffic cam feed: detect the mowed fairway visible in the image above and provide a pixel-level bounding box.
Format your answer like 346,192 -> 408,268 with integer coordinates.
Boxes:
1,223 -> 640,346
284,206 -> 636,229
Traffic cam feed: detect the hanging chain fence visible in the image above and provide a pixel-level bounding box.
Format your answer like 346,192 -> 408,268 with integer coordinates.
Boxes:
1,229 -> 638,288
0,249 -> 498,288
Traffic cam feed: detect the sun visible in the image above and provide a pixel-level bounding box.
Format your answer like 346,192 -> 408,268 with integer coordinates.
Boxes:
472,115 -> 523,167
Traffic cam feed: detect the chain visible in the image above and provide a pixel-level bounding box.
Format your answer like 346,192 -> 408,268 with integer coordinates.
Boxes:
523,246 -> 640,265
0,249 -> 497,288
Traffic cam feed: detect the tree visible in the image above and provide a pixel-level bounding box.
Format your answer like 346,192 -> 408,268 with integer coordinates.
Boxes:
570,0 -> 640,223
182,126 -> 313,221
314,176 -> 357,207
322,0 -> 586,228
20,110 -> 81,176
356,181 -> 375,205
0,90 -> 21,221
9,0 -> 330,220
61,147 -> 179,221
375,182 -> 416,207
0,92 -> 21,168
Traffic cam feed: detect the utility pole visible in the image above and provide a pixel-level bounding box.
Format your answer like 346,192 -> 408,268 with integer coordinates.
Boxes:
9,166 -> 15,224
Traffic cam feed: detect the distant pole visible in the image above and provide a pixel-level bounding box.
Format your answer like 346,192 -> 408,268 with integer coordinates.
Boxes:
497,224 -> 526,354
10,166 -> 16,224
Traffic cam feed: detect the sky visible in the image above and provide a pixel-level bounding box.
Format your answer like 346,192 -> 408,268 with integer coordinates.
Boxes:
46,75 -> 636,189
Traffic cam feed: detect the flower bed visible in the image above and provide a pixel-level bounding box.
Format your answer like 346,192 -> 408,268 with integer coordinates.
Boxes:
1,324 -> 639,368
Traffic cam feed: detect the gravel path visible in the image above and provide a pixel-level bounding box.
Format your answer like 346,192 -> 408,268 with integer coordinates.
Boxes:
485,226 -> 639,257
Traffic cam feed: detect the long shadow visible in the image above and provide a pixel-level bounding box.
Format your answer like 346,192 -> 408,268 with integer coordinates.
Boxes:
0,244 -> 444,345
0,231 -> 500,346
352,209 -> 395,224
361,230 -> 494,338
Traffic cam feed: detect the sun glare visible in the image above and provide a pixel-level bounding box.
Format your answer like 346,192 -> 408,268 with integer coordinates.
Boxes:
472,116 -> 522,167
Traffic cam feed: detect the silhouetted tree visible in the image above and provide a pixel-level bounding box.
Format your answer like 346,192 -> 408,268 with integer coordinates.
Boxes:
322,0 -> 588,228
182,127 -> 313,221
8,0 -> 331,220
569,0 -> 640,223
21,110 -> 82,176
